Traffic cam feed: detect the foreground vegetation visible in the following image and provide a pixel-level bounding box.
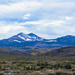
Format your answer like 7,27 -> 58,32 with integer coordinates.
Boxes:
0,54 -> 75,75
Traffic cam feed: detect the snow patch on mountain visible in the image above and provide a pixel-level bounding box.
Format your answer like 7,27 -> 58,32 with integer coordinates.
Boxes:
26,38 -> 32,41
14,40 -> 21,43
48,40 -> 57,42
18,35 -> 25,41
32,37 -> 36,39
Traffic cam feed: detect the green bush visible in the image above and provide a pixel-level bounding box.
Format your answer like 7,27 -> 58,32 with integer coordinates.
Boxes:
73,72 -> 75,75
56,71 -> 68,75
64,64 -> 72,69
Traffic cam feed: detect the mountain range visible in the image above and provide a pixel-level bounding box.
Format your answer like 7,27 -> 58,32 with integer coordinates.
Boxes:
0,32 -> 75,56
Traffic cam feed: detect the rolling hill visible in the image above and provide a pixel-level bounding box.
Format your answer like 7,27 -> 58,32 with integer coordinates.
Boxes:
39,46 -> 75,57
0,47 -> 31,56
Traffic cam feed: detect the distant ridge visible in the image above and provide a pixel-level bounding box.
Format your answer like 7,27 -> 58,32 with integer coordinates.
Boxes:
39,46 -> 75,57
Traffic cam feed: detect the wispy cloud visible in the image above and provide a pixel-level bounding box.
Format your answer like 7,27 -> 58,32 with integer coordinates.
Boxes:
65,16 -> 73,20
23,14 -> 30,19
0,0 -> 75,39
0,1 -> 42,20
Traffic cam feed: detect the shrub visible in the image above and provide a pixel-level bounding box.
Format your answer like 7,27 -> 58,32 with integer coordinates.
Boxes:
26,67 -> 30,70
73,72 -> 75,75
56,71 -> 63,75
56,71 -> 69,75
64,64 -> 72,69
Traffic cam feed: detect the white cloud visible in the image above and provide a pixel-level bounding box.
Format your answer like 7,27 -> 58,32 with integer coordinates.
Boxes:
22,21 -> 43,25
0,1 -> 42,19
0,25 -> 24,33
21,20 -> 65,27
0,17 -> 74,39
23,14 -> 30,19
48,20 -> 65,26
65,16 -> 73,20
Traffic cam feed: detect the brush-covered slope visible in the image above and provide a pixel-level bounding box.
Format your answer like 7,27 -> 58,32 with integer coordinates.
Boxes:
0,47 -> 31,56
40,46 -> 75,57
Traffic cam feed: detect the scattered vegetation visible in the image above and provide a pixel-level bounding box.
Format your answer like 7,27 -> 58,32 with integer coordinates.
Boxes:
0,54 -> 75,75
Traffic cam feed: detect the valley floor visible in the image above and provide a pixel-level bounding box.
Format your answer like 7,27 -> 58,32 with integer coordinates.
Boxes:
0,54 -> 75,75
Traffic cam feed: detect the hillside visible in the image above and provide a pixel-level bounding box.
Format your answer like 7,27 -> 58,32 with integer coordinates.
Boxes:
39,46 -> 75,57
0,47 -> 31,56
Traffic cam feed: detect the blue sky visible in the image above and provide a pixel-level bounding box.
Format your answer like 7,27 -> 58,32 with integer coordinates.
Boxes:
0,0 -> 75,39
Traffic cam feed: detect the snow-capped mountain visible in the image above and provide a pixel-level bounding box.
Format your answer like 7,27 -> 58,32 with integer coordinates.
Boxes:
0,33 -> 75,56
7,32 -> 44,43
0,33 -> 75,50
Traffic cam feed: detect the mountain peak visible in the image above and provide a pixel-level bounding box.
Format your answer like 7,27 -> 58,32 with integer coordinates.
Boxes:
28,33 -> 35,35
66,35 -> 74,37
17,32 -> 25,35
28,33 -> 36,35
62,35 -> 75,39
28,33 -> 38,37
